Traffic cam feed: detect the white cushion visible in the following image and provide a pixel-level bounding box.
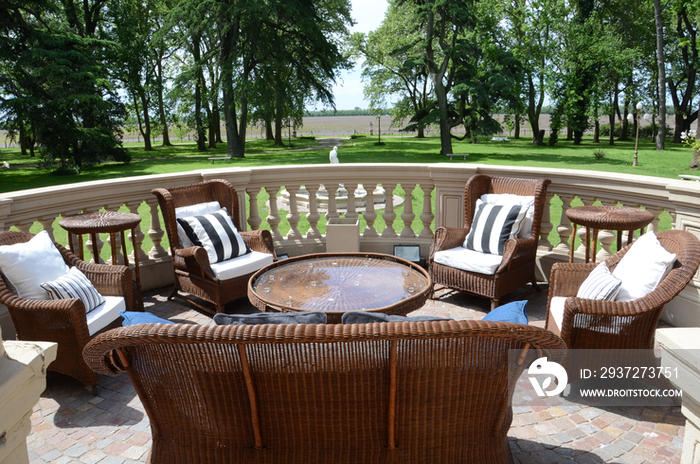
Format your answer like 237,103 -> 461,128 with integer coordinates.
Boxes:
87,296 -> 126,336
433,246 -> 503,275
464,200 -> 528,255
177,209 -> 250,263
549,296 -> 567,330
576,262 -> 622,300
0,230 -> 69,300
210,251 -> 275,280
175,201 -> 222,248
612,231 -> 676,302
481,194 -> 536,238
41,266 -> 106,313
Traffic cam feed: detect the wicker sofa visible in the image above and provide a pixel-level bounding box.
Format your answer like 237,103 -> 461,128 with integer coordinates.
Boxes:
84,320 -> 565,464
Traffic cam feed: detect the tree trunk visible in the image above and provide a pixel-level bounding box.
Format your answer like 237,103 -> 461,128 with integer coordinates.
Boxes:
139,90 -> 153,151
156,60 -> 172,147
192,35 -> 206,152
593,119 -> 599,144
514,113 -> 521,139
654,0 -> 666,150
417,126 -> 425,138
214,106 -> 223,143
207,104 -> 216,149
19,118 -> 28,156
566,126 -> 573,140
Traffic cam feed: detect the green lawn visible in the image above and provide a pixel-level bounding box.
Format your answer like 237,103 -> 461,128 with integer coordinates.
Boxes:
1,134 -> 686,260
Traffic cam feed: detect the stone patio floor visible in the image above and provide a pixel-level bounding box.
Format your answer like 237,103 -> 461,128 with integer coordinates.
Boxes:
27,284 -> 684,464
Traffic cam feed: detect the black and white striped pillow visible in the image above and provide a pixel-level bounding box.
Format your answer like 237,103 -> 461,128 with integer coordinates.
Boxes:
463,201 -> 528,255
577,262 -> 622,300
41,267 -> 105,313
176,209 -> 250,263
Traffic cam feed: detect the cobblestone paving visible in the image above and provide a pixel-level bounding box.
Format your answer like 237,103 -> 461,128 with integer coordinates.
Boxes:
27,285 -> 684,464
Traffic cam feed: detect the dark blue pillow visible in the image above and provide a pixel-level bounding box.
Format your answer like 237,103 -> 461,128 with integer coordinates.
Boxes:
120,310 -> 175,326
482,300 -> 528,324
213,311 -> 327,325
342,311 -> 451,324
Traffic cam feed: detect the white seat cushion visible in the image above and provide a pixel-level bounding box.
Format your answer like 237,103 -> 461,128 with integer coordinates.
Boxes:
549,296 -> 567,330
433,246 -> 503,275
210,251 -> 274,281
87,296 -> 126,336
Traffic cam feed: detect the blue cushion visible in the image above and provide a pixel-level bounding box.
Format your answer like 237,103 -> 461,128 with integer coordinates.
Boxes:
342,311 -> 451,324
120,310 -> 175,326
213,311 -> 327,325
482,300 -> 528,324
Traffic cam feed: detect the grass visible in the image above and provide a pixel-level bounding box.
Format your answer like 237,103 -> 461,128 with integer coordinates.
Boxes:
2,134 -> 684,260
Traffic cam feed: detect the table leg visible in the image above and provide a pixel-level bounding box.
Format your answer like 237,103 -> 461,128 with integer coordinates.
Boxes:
585,227 -> 591,263
67,232 -> 74,255
77,235 -> 84,261
109,232 -> 118,265
120,230 -> 130,268
569,224 -> 577,263
591,229 -> 599,264
128,227 -> 143,310
90,233 -> 99,263
618,231 -> 623,253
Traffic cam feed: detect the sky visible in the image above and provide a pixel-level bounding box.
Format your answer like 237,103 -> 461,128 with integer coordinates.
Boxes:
327,0 -> 389,111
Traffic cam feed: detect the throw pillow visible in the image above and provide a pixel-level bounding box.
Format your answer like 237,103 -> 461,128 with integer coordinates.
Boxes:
612,231 -> 676,302
463,200 -> 528,255
213,311 -> 327,325
120,310 -> 175,325
175,201 -> 222,248
341,311 -> 451,324
176,209 -> 250,263
0,230 -> 69,300
482,300 -> 528,324
41,266 -> 106,313
576,261 -> 622,300
480,194 -> 536,238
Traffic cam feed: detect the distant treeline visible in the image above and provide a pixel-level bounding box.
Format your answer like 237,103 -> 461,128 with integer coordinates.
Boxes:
304,106 -> 678,118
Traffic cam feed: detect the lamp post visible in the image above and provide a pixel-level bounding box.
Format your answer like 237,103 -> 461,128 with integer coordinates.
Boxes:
376,114 -> 388,146
626,102 -> 643,166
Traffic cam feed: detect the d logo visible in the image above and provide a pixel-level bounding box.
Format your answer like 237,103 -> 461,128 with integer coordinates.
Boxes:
528,357 -> 568,397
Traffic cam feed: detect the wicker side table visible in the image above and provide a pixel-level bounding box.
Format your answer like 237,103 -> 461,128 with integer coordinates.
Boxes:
565,206 -> 655,263
59,211 -> 143,307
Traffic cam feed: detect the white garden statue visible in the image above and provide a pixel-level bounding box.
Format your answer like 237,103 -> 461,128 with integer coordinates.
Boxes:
329,146 -> 339,164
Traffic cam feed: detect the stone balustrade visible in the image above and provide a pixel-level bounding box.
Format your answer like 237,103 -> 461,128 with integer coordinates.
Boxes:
1,163 -> 699,338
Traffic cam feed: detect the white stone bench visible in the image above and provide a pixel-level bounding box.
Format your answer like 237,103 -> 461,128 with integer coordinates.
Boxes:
491,136 -> 510,142
679,175 -> 700,182
447,153 -> 469,161
208,157 -> 229,164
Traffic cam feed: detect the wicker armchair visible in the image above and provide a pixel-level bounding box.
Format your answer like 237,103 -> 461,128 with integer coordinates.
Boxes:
545,229 -> 700,350
152,179 -> 276,315
0,231 -> 134,391
428,175 -> 551,310
84,321 -> 566,464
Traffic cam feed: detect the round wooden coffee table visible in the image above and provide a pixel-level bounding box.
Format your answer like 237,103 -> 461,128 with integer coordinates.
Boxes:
566,206 -> 655,263
248,253 -> 432,323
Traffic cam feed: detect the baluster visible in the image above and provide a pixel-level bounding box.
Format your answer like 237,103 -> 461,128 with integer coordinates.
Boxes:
400,184 -> 416,238
592,198 -> 615,260
363,183 -> 378,237
85,233 -> 104,264
645,205 -> 664,235
555,194 -> 575,254
37,215 -> 57,241
381,183 -> 397,238
285,186 -> 302,239
306,184 -> 322,238
61,209 -> 84,256
265,186 -> 283,241
246,187 -> 262,231
418,183 -> 434,239
15,220 -> 32,234
146,198 -> 168,259
538,193 -> 554,250
125,201 -> 148,265
325,183 -> 340,222
344,182 -> 359,220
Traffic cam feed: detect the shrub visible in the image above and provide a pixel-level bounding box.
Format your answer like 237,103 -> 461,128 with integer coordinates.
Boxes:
593,148 -> 605,160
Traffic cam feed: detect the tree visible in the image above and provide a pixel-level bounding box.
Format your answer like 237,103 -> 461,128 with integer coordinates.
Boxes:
655,0 -> 667,149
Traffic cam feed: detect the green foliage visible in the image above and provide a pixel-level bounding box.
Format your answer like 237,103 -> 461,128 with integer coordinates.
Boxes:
593,148 -> 605,160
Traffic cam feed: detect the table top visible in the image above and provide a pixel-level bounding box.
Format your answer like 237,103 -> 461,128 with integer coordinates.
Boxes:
59,211 -> 141,234
565,206 -> 654,231
248,253 -> 431,315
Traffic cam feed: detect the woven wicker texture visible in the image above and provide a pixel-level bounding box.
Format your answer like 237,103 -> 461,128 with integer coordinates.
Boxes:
428,175 -> 551,310
0,231 -> 135,389
84,321 -> 566,464
545,229 -> 700,367
151,179 -> 276,315
565,205 -> 655,231
248,253 -> 431,323
58,211 -> 141,235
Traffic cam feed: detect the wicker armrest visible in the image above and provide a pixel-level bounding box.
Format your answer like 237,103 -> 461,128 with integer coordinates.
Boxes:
498,238 -> 536,272
240,229 -> 276,257
174,246 -> 217,281
431,227 -> 468,257
75,261 -> 133,301
548,262 -> 597,298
